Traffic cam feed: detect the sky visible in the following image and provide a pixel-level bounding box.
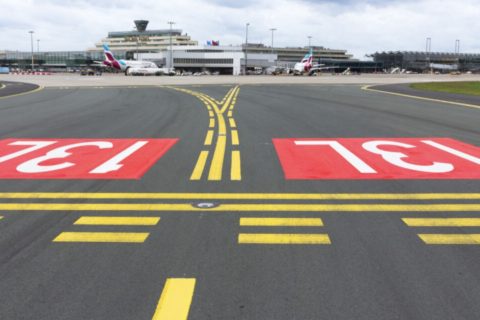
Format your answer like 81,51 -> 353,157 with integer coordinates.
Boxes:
0,0 -> 479,60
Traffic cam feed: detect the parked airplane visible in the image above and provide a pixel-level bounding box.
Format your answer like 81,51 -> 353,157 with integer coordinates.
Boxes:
100,44 -> 175,76
292,48 -> 334,75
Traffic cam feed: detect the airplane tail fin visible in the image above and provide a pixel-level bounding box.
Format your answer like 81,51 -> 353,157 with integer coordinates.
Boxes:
103,43 -> 116,62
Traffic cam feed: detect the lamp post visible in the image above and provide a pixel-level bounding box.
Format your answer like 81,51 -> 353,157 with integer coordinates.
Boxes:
270,28 -> 276,54
244,23 -> 250,75
29,30 -> 34,71
167,21 -> 175,69
426,37 -> 431,73
37,39 -> 40,53
308,35 -> 312,49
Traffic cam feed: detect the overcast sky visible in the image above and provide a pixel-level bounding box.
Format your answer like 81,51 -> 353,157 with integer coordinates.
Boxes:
1,0 -> 479,59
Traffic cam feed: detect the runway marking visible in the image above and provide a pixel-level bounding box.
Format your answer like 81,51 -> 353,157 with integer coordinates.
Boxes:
0,85 -> 44,100
230,150 -> 241,180
231,130 -> 239,145
208,135 -> 226,180
190,151 -> 209,180
168,85 -> 241,181
362,85 -> 480,110
152,278 -> 196,320
53,232 -> 149,243
403,218 -> 480,227
0,193 -> 479,200
240,217 -> 323,226
204,130 -> 214,146
74,216 -> 160,226
238,233 -> 331,244
418,234 -> 480,245
1,203 -> 480,212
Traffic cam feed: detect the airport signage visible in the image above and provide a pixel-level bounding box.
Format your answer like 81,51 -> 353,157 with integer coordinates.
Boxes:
0,139 -> 177,179
273,138 -> 480,179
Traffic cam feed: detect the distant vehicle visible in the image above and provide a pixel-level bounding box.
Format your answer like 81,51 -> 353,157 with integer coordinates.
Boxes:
98,43 -> 175,76
292,48 -> 335,75
80,69 -> 95,76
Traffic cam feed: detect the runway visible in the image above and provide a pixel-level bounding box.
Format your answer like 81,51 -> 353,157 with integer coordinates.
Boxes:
0,83 -> 479,319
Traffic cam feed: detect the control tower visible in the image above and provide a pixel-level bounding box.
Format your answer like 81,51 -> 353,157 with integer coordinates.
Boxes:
134,20 -> 149,32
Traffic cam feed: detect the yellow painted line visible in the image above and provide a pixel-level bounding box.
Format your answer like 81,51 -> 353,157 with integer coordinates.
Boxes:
227,111 -> 233,117
208,111 -> 214,117
217,114 -> 226,135
2,203 -> 480,212
208,118 -> 215,128
1,193 -> 479,200
231,150 -> 241,181
238,233 -> 331,244
220,86 -> 238,113
74,216 -> 160,226
362,85 -> 480,110
152,278 -> 196,320
240,217 -> 323,227
204,130 -> 214,146
53,232 -> 149,243
208,135 -> 226,180
229,118 -> 237,128
0,86 -> 44,100
403,218 -> 480,227
418,234 -> 480,245
190,151 -> 209,180
231,130 -> 239,145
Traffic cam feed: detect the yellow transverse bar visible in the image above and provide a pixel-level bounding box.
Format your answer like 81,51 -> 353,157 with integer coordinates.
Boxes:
403,218 -> 480,227
240,217 -> 323,227
53,232 -> 149,243
239,233 -> 331,244
418,234 -> 480,245
74,216 -> 160,226
1,193 -> 478,200
1,203 -> 480,212
152,278 -> 196,320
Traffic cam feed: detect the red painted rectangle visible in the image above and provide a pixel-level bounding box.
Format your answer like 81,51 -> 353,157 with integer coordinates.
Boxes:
273,138 -> 480,179
0,138 -> 177,179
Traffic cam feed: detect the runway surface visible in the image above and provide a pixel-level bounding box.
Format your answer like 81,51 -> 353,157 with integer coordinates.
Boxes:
0,84 -> 479,319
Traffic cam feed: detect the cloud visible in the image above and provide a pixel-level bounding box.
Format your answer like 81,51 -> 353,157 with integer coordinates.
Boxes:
0,0 -> 479,59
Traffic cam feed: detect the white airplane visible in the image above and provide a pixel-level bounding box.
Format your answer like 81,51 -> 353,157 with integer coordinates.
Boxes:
292,48 -> 334,75
101,44 -> 175,76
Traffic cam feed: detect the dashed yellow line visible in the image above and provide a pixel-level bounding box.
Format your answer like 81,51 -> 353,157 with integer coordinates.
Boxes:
231,130 -> 239,145
418,234 -> 480,245
53,232 -> 149,243
152,278 -> 196,320
403,218 -> 480,227
190,151 -> 209,180
240,217 -> 323,226
228,118 -> 237,128
204,130 -> 214,145
208,118 -> 215,128
74,216 -> 160,226
230,150 -> 241,181
238,233 -> 331,244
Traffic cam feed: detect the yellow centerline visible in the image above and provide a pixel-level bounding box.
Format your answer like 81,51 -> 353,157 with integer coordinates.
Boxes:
1,193 -> 478,200
1,203 -> 480,212
152,278 -> 196,320
230,150 -> 241,181
208,135 -> 227,180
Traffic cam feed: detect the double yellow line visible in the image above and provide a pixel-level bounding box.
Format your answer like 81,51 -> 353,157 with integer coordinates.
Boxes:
168,85 -> 241,181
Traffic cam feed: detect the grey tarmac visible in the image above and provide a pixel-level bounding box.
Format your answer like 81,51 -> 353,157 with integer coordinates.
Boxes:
0,83 -> 479,319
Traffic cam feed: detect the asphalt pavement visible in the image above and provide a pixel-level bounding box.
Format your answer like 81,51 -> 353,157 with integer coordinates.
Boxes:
0,83 -> 479,319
